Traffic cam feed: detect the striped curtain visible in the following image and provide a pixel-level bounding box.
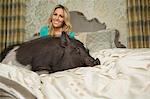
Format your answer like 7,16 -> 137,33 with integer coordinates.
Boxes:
127,0 -> 150,48
0,0 -> 26,54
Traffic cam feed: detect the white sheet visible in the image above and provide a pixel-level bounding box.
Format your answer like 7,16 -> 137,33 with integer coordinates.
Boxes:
0,48 -> 150,99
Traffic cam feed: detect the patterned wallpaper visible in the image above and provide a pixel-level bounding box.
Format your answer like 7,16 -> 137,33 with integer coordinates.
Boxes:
25,0 -> 127,45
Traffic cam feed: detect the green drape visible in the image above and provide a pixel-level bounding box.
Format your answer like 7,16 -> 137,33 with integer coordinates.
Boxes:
127,0 -> 150,48
0,0 -> 26,54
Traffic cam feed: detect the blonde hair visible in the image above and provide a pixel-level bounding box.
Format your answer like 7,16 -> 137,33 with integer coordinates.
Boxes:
48,4 -> 72,36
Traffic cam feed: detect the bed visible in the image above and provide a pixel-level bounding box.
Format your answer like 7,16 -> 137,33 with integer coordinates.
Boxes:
0,11 -> 150,99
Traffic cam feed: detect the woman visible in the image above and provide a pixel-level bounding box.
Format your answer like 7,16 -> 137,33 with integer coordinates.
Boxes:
38,4 -> 75,38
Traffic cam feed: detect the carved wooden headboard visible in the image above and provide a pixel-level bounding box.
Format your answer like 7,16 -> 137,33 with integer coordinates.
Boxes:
70,11 -> 106,32
69,11 -> 126,48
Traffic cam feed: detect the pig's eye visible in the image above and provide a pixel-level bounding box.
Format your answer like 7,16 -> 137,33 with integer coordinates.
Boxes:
73,47 -> 80,54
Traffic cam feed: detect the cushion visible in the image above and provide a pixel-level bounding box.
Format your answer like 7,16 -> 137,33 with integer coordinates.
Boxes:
2,46 -> 32,70
75,29 -> 116,53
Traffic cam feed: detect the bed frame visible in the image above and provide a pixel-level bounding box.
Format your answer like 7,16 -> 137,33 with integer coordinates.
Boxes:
70,11 -> 126,48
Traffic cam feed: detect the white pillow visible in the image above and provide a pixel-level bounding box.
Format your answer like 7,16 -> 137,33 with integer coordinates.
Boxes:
2,46 -> 31,70
75,29 -> 116,53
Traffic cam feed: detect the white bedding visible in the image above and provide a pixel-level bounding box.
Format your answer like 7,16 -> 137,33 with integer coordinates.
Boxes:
0,48 -> 150,99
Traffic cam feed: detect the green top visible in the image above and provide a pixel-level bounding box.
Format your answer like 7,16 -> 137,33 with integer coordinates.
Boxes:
39,25 -> 75,38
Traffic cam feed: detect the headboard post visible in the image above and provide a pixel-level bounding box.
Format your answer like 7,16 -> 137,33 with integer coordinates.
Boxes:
114,29 -> 126,48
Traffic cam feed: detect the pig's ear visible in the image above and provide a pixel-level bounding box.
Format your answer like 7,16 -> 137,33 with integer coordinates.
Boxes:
60,32 -> 70,47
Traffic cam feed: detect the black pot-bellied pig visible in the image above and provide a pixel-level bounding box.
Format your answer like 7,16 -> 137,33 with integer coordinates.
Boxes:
13,32 -> 100,73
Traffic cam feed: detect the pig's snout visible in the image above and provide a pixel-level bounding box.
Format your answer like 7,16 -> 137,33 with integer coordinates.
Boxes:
94,58 -> 100,65
85,57 -> 100,66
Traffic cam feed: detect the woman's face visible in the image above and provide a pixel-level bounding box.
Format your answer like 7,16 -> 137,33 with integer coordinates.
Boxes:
52,8 -> 64,28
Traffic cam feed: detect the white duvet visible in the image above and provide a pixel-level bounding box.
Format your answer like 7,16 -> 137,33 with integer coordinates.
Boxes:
0,48 -> 150,99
